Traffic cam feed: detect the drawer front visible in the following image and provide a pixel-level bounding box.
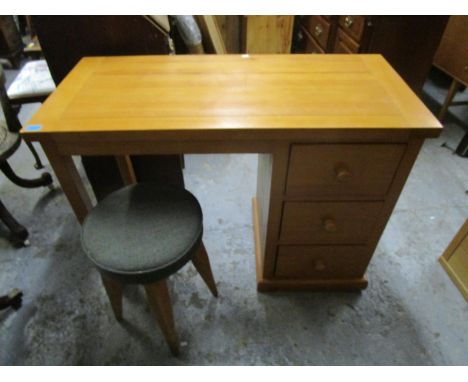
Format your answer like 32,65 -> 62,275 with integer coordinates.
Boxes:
303,15 -> 331,50
286,144 -> 405,199
301,27 -> 325,54
334,28 -> 360,53
280,201 -> 384,244
275,245 -> 370,279
338,15 -> 366,42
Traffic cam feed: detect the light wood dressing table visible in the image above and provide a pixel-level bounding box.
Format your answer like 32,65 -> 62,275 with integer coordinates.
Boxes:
21,54 -> 441,291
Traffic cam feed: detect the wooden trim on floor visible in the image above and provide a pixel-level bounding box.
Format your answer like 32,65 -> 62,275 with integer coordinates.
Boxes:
439,257 -> 468,301
439,219 -> 468,302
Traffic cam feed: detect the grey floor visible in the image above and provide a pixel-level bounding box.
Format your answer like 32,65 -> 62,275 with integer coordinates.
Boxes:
0,66 -> 467,365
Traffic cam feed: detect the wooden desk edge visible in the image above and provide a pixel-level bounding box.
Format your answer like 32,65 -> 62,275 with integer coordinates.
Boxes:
21,126 -> 442,144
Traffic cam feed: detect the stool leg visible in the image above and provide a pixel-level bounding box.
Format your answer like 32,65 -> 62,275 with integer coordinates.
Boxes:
144,280 -> 179,356
192,242 -> 218,297
439,78 -> 460,121
101,275 -> 123,321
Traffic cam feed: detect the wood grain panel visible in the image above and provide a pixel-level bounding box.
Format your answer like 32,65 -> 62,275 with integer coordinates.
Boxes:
243,16 -> 294,53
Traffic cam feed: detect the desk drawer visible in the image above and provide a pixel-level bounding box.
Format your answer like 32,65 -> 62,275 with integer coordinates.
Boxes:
334,28 -> 360,53
280,201 -> 383,244
338,15 -> 366,42
301,26 -> 325,54
275,245 -> 370,278
286,144 -> 405,199
302,15 -> 331,50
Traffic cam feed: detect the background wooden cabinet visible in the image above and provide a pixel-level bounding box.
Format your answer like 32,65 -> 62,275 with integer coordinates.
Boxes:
293,16 -> 449,94
433,16 -> 468,85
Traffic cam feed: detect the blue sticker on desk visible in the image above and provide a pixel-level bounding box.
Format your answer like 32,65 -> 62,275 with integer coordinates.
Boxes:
25,125 -> 42,131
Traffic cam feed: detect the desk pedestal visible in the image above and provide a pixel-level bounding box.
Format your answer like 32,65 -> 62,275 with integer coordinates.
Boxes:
251,137 -> 424,292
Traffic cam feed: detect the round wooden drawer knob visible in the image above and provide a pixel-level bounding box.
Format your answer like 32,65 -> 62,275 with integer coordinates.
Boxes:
323,218 -> 337,232
315,259 -> 326,272
335,167 -> 352,182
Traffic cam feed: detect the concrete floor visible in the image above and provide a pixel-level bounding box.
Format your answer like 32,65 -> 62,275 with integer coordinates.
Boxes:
0,66 -> 467,365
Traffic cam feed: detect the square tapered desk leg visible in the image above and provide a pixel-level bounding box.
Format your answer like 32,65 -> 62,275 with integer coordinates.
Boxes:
40,139 -> 92,224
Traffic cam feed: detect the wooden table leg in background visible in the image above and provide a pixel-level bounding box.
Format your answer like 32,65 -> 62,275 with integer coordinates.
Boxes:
40,139 -> 92,224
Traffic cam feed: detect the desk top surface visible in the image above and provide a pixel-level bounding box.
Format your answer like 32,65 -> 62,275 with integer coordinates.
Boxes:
23,54 -> 441,138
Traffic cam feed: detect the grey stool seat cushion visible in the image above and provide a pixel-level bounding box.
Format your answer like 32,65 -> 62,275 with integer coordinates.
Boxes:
81,184 -> 203,284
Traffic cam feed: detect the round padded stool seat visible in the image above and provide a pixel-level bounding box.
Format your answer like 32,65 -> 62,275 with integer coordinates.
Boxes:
81,184 -> 203,284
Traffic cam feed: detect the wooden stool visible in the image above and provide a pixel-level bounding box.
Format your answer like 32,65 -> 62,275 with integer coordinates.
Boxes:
81,183 -> 218,355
